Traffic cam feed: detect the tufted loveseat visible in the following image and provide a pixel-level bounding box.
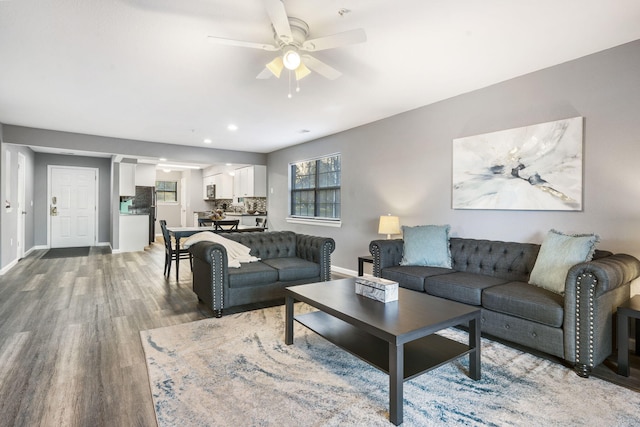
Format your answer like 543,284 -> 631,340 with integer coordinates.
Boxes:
190,231 -> 335,317
369,237 -> 640,377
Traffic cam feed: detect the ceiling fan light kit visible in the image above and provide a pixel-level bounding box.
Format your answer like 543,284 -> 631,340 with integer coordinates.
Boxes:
282,47 -> 301,70
208,0 -> 367,95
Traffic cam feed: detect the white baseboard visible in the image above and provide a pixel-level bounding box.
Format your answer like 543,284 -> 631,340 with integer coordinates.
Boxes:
0,259 -> 19,275
96,241 -> 111,247
331,266 -> 357,277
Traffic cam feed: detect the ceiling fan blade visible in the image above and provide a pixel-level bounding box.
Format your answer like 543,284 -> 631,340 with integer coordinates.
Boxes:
207,36 -> 279,51
301,55 -> 342,80
302,28 -> 366,52
264,0 -> 293,44
256,68 -> 275,79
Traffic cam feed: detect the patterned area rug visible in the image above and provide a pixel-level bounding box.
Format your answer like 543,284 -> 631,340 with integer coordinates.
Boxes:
141,304 -> 640,426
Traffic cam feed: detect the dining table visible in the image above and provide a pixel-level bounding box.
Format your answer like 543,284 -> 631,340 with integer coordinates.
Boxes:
167,225 -> 265,248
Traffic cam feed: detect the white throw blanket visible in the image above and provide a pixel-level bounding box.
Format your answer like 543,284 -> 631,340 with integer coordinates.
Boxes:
182,232 -> 260,268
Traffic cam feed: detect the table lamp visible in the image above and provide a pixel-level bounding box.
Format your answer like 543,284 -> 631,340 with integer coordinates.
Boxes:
378,214 -> 400,239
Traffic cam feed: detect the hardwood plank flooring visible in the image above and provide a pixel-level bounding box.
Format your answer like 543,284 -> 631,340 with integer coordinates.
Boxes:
0,243 -> 209,427
0,243 -> 637,426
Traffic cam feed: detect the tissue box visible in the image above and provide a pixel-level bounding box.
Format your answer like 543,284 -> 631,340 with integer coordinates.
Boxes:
355,276 -> 399,303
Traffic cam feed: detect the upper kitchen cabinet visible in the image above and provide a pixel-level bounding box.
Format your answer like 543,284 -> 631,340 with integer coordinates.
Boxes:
135,163 -> 156,187
203,175 -> 215,200
213,173 -> 234,199
119,163 -> 136,196
233,165 -> 266,198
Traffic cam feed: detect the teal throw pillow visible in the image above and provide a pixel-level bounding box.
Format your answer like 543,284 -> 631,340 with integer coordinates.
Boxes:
528,229 -> 599,294
400,225 -> 452,268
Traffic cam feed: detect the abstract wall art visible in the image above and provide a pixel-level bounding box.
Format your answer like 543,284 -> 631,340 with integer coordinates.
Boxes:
452,117 -> 583,210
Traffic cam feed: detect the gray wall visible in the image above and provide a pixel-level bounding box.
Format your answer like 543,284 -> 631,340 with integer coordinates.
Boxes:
33,153 -> 112,245
267,40 -> 640,285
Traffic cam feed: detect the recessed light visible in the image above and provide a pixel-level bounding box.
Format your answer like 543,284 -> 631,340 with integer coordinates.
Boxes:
203,138 -> 212,144
226,163 -> 232,166
159,157 -> 167,161
227,124 -> 238,131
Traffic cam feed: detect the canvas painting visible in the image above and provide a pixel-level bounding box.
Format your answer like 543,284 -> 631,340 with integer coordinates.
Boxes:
452,117 -> 583,210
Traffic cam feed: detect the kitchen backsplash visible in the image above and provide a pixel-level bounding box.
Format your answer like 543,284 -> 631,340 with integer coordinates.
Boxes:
210,197 -> 266,213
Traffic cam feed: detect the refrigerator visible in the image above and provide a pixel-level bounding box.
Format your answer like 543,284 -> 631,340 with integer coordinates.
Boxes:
131,186 -> 156,245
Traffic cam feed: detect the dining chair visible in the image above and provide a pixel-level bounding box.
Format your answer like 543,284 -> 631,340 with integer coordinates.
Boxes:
198,218 -> 213,227
214,219 -> 240,231
255,218 -> 268,229
160,220 -> 192,281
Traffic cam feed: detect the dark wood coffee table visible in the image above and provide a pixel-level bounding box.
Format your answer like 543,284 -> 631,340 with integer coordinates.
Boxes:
285,278 -> 481,425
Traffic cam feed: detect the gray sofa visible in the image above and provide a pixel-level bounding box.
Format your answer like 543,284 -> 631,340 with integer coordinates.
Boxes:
369,237 -> 640,377
190,231 -> 335,317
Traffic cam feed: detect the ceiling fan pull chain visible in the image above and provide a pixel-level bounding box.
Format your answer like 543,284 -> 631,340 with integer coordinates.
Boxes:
288,71 -> 292,98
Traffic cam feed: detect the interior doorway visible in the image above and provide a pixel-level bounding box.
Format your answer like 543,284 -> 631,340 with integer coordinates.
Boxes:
17,153 -> 26,258
48,166 -> 99,248
180,177 -> 187,227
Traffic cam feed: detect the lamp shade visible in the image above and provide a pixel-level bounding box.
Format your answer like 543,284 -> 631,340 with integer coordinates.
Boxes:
378,215 -> 400,239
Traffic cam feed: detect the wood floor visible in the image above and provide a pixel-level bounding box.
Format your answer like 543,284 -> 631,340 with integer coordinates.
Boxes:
0,244 -> 637,427
0,243 -> 209,427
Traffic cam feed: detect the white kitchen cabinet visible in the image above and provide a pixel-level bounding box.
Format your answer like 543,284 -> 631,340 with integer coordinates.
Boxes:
135,163 -> 156,187
118,214 -> 148,252
203,175 -> 215,200
233,165 -> 266,198
213,173 -> 234,199
119,163 -> 136,196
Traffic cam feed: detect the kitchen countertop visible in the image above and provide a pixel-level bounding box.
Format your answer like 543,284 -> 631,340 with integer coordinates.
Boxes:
224,212 -> 267,216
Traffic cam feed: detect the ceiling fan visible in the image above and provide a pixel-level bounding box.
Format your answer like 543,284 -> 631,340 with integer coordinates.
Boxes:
207,0 -> 366,84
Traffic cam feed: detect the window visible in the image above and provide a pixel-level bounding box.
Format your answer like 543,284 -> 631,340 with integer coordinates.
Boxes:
290,153 -> 341,221
156,180 -> 178,203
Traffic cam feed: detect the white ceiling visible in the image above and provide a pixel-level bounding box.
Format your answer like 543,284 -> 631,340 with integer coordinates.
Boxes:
1,0 -> 640,154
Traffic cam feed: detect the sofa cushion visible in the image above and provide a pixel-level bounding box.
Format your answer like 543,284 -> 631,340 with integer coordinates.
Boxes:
482,281 -> 564,328
400,224 -> 452,268
228,261 -> 278,288
381,265 -> 453,292
425,272 -> 508,306
529,229 -> 599,294
262,257 -> 320,282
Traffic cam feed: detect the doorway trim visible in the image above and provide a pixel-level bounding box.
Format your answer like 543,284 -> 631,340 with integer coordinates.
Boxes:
17,152 -> 26,259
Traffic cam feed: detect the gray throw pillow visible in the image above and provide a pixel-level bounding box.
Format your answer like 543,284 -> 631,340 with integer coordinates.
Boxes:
400,224 -> 452,268
528,229 -> 599,294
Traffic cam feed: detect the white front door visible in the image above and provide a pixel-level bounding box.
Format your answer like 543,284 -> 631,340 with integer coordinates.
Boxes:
49,166 -> 98,248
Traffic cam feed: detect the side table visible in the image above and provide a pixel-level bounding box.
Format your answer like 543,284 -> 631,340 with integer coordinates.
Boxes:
358,255 -> 373,276
617,294 -> 640,376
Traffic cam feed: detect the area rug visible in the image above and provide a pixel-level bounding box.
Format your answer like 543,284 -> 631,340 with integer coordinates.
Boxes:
141,304 -> 640,426
41,246 -> 91,259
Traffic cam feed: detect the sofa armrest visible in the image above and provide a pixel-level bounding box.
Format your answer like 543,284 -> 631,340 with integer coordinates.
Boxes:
189,241 -> 230,316
567,254 -> 640,297
295,234 -> 336,281
563,253 -> 640,374
369,239 -> 404,277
